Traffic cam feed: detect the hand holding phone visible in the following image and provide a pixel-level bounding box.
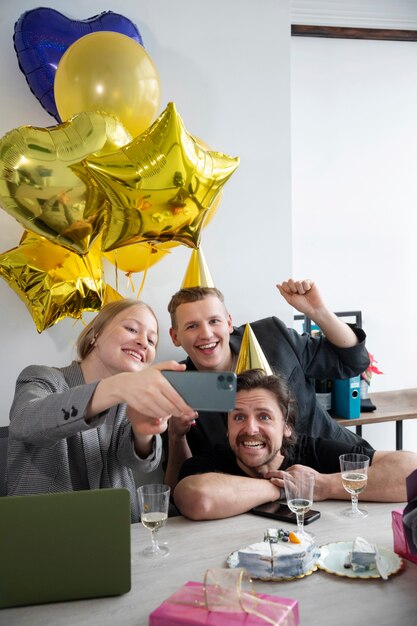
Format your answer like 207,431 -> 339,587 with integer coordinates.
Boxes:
162,370 -> 237,412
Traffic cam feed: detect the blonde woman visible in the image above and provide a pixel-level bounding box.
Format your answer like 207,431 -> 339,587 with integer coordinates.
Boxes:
7,299 -> 196,521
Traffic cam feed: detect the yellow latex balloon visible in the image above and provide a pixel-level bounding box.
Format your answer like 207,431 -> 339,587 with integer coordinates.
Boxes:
84,102 -> 240,251
0,111 -> 131,255
104,241 -> 177,274
54,31 -> 161,138
0,233 -> 103,332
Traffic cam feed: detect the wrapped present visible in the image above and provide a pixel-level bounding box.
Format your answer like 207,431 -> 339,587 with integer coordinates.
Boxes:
149,569 -> 299,626
391,509 -> 417,564
403,468 -> 417,556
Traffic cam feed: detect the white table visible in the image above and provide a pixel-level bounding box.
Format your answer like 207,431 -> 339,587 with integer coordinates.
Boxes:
2,501 -> 416,626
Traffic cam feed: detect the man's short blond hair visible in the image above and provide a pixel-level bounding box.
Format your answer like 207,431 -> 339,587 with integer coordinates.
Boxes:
167,287 -> 225,328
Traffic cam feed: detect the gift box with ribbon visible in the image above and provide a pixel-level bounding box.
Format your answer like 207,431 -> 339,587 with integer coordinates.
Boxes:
392,469 -> 417,564
149,569 -> 299,626
391,509 -> 417,565
403,468 -> 417,557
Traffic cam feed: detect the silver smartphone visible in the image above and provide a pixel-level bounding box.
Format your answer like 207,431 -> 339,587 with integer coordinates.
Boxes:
162,370 -> 237,411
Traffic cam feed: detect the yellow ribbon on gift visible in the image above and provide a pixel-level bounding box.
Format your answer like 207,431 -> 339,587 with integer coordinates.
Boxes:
167,568 -> 295,626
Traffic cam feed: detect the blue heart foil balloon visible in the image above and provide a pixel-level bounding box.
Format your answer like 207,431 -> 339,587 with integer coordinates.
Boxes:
13,7 -> 144,120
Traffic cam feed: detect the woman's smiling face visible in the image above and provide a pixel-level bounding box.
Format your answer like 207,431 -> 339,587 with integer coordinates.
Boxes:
87,304 -> 158,377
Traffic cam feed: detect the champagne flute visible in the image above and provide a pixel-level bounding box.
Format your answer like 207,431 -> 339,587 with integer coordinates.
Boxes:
339,453 -> 370,518
137,484 -> 170,558
283,472 -> 315,536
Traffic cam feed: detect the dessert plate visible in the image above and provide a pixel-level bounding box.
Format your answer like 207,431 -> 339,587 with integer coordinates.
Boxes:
317,541 -> 403,579
226,550 -> 318,581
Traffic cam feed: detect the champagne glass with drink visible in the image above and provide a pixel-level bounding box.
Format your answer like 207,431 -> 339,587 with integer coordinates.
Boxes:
339,453 -> 370,518
137,484 -> 170,558
283,472 -> 315,536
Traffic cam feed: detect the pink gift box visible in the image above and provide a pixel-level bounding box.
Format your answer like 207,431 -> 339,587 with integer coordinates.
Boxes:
149,581 -> 299,626
392,508 -> 417,564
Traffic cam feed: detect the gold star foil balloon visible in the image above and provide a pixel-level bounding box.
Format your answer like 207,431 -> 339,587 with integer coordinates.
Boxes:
190,134 -> 224,229
84,102 -> 240,251
0,111 -> 131,255
0,232 -> 103,332
235,324 -> 274,375
181,248 -> 215,288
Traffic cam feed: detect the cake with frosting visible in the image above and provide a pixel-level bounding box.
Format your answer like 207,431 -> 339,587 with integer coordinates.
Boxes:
228,529 -> 320,579
349,536 -> 377,572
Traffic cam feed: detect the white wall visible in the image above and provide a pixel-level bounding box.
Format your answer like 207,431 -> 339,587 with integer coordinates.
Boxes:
291,33 -> 417,451
291,0 -> 417,29
0,0 -> 292,424
2,1 -> 415,455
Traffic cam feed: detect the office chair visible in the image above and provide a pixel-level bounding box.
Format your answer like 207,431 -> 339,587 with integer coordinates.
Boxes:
0,426 -> 8,496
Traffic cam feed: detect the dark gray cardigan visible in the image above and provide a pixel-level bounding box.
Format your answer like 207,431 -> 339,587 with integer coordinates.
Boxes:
7,361 -> 161,522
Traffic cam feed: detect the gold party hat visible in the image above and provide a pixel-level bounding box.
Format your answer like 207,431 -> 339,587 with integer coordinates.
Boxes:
235,324 -> 274,375
103,283 -> 124,304
181,248 -> 215,288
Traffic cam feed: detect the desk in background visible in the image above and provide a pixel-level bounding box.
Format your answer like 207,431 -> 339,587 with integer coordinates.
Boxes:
2,501 -> 416,626
334,388 -> 417,450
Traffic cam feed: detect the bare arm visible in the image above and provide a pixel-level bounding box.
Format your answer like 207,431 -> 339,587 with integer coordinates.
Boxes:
163,418 -> 195,491
277,278 -> 358,348
267,451 -> 417,503
173,472 -> 281,520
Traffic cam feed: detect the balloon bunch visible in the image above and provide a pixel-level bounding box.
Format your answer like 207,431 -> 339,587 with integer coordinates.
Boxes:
0,8 -> 239,332
13,7 -> 144,120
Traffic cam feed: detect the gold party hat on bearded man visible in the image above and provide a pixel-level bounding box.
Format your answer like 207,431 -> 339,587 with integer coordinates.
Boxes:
235,324 -> 273,375
181,248 -> 215,288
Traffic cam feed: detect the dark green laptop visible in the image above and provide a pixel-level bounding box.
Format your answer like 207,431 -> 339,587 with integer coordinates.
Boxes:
0,488 -> 131,608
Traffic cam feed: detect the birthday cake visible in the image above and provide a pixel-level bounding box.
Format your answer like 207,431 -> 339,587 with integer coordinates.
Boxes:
227,529 -> 320,579
348,536 -> 377,572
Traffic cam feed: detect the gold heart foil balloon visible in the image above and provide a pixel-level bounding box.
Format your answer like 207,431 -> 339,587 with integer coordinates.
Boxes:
0,111 -> 131,255
0,232 -> 103,332
84,102 -> 240,251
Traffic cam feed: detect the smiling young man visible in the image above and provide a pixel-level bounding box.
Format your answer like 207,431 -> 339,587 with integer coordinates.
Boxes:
163,279 -> 371,489
173,370 -> 417,520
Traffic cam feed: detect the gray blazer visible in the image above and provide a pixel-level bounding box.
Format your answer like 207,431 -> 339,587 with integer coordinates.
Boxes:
7,361 -> 162,522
